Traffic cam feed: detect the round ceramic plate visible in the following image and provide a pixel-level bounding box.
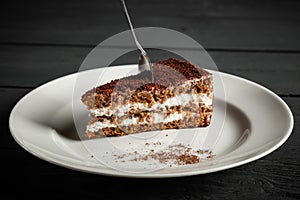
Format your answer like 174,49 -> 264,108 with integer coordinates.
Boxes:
9,65 -> 293,178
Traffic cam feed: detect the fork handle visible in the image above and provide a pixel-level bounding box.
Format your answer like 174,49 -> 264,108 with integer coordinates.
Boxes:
120,0 -> 146,55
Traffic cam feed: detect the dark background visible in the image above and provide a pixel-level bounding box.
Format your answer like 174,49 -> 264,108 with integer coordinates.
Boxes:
1,0 -> 299,199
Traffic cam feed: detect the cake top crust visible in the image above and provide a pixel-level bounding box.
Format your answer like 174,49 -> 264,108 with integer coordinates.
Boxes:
156,58 -> 210,80
82,58 -> 211,99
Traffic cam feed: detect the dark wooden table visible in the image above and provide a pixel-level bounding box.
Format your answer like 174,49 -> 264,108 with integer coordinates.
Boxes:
1,0 -> 299,199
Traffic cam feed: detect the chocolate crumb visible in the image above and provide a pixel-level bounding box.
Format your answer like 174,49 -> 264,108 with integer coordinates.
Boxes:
112,142 -> 215,166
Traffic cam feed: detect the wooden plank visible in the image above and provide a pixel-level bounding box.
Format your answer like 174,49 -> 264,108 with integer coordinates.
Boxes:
1,87 -> 299,199
0,88 -> 31,149
0,45 -> 91,87
1,0 -> 300,50
2,0 -> 299,21
2,0 -> 300,20
209,51 -> 300,95
0,45 -> 299,95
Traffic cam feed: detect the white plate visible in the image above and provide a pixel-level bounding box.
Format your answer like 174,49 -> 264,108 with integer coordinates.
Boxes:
9,65 -> 294,178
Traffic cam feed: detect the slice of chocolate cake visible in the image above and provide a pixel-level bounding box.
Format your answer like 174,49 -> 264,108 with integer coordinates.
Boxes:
81,58 -> 213,138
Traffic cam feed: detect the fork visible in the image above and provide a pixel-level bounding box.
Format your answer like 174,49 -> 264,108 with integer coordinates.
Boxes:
120,0 -> 153,82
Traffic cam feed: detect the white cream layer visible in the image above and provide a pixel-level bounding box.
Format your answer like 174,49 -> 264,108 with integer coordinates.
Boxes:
86,112 -> 187,133
90,93 -> 212,117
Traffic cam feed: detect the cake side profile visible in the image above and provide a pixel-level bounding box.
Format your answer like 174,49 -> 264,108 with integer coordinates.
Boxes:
81,58 -> 213,138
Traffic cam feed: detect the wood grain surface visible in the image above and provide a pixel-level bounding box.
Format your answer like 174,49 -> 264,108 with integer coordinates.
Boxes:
0,0 -> 299,199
